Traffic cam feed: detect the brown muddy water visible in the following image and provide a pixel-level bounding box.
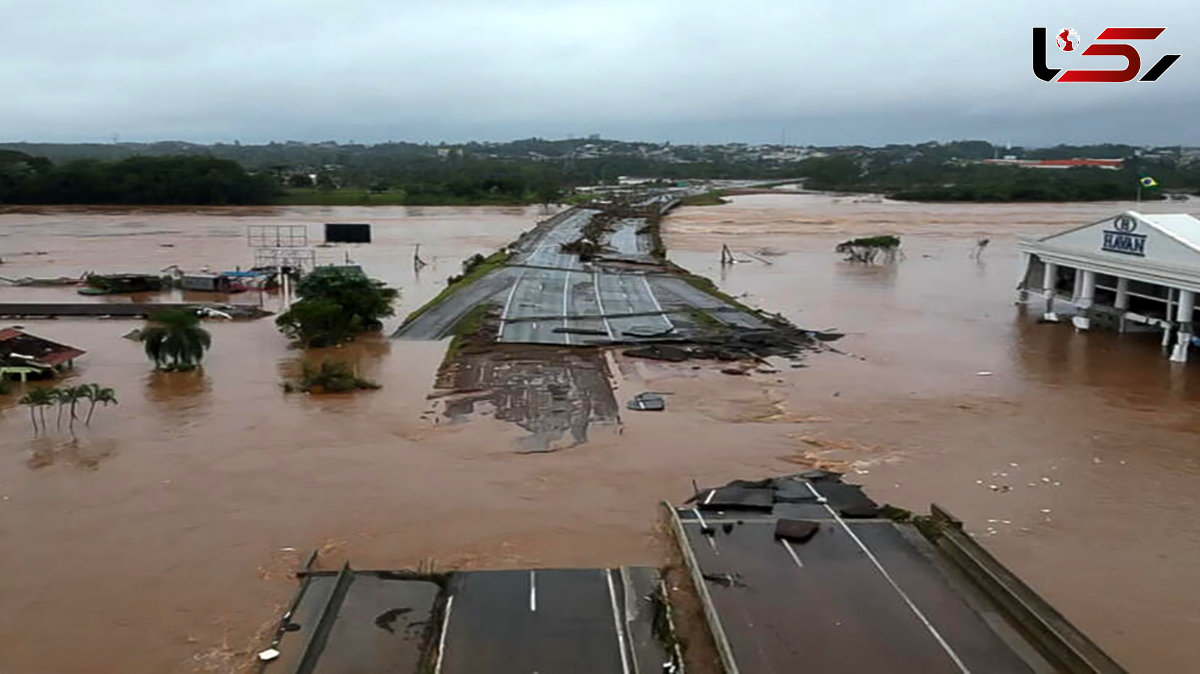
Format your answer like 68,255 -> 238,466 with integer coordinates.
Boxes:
1,198 -> 1198,672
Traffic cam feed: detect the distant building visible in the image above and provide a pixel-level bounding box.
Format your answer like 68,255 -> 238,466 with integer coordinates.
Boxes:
0,328 -> 86,381
982,158 -> 1123,170
1018,211 -> 1200,362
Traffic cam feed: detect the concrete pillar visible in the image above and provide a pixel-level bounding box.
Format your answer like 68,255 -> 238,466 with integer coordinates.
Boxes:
1072,269 -> 1096,331
1114,277 -> 1130,310
1017,253 -> 1031,303
1077,270 -> 1096,308
1171,289 -> 1195,363
1071,269 -> 1084,302
1041,261 -> 1059,322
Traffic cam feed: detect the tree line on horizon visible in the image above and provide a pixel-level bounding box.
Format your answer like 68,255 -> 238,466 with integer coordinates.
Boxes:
2,139 -> 1198,206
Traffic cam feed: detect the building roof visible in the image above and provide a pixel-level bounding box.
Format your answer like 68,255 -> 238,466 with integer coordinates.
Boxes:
0,328 -> 86,368
1136,212 -> 1200,253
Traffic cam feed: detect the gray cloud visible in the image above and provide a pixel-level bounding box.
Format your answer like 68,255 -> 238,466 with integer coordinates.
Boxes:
2,0 -> 1196,145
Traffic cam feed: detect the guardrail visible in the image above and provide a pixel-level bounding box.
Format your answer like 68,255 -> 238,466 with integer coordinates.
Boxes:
925,504 -> 1127,674
661,501 -> 740,674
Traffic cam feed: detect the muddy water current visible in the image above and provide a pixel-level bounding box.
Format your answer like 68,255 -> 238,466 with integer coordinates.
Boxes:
0,198 -> 1197,672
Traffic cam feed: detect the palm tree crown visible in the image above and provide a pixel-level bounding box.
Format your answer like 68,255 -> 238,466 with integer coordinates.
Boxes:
140,309 -> 212,370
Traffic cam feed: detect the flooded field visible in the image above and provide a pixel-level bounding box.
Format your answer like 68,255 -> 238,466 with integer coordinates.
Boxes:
1,196 -> 1198,672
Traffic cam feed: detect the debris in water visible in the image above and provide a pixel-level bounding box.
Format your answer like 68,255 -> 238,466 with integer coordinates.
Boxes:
627,392 -> 666,411
258,648 -> 280,662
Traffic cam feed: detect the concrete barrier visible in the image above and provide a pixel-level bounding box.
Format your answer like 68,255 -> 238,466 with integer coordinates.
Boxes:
661,501 -> 740,674
925,504 -> 1127,674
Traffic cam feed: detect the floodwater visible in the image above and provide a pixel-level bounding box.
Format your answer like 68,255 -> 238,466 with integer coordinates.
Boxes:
0,197 -> 1197,672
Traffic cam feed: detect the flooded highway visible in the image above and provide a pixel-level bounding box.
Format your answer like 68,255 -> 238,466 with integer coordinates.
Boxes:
1,196 -> 1198,672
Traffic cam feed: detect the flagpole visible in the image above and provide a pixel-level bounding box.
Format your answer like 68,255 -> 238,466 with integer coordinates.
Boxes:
1137,183 -> 1142,204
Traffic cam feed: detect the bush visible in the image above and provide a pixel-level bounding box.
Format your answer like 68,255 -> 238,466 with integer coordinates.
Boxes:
283,360 -> 380,394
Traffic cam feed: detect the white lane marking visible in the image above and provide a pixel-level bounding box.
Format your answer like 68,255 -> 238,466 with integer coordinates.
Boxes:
605,570 -> 633,674
692,507 -> 719,555
640,274 -> 675,332
561,270 -> 572,345
815,487 -> 971,673
433,594 -> 454,674
592,270 -> 616,341
530,570 -> 537,612
703,489 -> 716,505
498,269 -> 528,341
804,481 -> 828,503
781,539 -> 804,569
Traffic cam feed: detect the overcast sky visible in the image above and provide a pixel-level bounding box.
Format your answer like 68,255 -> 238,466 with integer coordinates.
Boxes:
2,0 -> 1196,146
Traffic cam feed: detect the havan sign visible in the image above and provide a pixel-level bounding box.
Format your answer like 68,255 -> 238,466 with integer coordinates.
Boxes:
1101,215 -> 1146,256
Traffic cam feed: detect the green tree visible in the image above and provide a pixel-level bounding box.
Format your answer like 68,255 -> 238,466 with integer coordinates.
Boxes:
140,309 -> 212,370
276,267 -> 398,347
83,384 -> 118,425
18,387 -> 55,434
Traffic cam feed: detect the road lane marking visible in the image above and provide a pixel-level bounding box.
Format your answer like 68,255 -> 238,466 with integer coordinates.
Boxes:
592,271 -> 616,341
781,539 -> 804,568
810,482 -> 971,673
640,274 -> 675,332
692,507 -> 719,554
433,594 -> 454,674
498,269 -> 528,341
530,570 -> 537,612
561,270 -> 572,345
605,570 -> 633,674
703,489 -> 716,505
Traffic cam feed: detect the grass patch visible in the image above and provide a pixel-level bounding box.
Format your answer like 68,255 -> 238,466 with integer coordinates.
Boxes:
679,191 -> 729,206
277,188 -> 538,206
667,263 -> 759,315
400,250 -> 512,327
441,304 -> 493,367
686,307 -> 725,332
277,188 -> 410,206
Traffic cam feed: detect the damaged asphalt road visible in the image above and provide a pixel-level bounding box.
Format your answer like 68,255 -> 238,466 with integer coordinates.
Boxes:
394,195 -> 835,449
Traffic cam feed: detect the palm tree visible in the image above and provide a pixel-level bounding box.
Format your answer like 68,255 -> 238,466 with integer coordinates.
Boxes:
65,384 -> 91,431
18,387 -> 56,435
84,385 -> 118,426
53,387 -> 68,429
140,309 -> 212,371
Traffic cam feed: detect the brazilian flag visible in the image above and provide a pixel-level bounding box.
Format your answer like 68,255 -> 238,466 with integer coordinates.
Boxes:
1140,176 -> 1159,188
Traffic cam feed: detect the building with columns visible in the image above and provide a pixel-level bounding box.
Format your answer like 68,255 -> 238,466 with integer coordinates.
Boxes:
1018,211 -> 1200,363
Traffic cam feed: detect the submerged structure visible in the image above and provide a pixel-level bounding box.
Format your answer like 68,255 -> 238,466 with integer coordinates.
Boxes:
1019,211 -> 1200,362
0,328 -> 85,381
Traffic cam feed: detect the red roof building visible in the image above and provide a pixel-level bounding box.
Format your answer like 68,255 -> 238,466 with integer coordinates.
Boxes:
0,328 -> 86,379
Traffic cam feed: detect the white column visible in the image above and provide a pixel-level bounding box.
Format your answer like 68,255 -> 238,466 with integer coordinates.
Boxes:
1042,261 -> 1059,321
1171,289 -> 1195,363
1071,269 -> 1084,302
1077,270 -> 1096,308
1114,277 -> 1130,310
1072,270 -> 1096,331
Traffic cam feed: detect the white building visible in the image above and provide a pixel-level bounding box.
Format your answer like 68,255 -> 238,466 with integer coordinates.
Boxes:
1018,211 -> 1200,362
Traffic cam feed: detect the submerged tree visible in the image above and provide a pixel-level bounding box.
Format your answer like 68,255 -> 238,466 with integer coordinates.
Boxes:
276,267 -> 398,347
140,309 -> 212,371
18,387 -> 55,435
83,384 -> 118,426
835,235 -> 902,264
282,359 -> 381,394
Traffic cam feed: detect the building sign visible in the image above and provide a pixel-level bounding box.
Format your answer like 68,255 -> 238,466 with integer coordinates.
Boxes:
1102,216 -> 1146,256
